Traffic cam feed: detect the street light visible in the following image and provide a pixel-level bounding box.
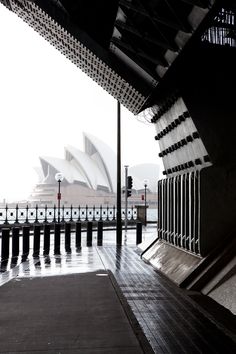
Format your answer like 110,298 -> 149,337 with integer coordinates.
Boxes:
124,165 -> 129,233
55,172 -> 64,223
116,100 -> 122,245
143,179 -> 148,226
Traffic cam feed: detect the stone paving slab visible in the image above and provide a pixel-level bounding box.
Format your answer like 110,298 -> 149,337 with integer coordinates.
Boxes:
0,225 -> 235,354
98,246 -> 236,354
0,271 -> 146,354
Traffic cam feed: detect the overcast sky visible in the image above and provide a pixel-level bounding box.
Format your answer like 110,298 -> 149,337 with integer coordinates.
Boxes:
0,4 -> 162,202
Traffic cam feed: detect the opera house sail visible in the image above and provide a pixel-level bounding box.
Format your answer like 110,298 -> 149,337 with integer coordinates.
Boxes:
29,133 -> 160,206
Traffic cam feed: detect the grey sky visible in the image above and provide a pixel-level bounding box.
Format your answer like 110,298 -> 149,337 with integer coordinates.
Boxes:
0,4 -> 162,202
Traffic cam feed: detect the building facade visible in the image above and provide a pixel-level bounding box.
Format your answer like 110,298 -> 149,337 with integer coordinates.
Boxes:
29,132 -> 160,207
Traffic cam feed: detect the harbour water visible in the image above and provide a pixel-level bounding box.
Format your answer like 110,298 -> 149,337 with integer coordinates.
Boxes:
147,208 -> 157,222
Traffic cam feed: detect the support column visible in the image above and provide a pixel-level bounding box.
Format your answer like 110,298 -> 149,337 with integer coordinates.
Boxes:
116,100 -> 122,245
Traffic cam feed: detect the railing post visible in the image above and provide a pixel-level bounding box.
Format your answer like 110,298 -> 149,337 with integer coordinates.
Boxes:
33,225 -> 41,258
131,205 -> 134,220
25,205 -> 29,224
77,206 -> 81,222
136,222 -> 142,245
70,205 -> 73,222
15,204 -> 19,224
85,205 -> 88,221
106,205 -> 109,221
44,205 -> 48,223
35,204 -> 39,223
43,224 -> 50,256
87,221 -> 92,246
12,227 -> 20,260
100,205 -> 102,221
75,222 -> 81,249
22,226 -> 30,261
54,223 -> 61,255
97,221 -> 103,246
4,204 -> 8,224
65,222 -> 71,253
1,228 -> 10,263
93,205 -> 96,221
61,205 -> 65,223
53,204 -> 56,223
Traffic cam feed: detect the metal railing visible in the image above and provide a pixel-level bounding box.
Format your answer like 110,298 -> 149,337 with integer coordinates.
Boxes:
158,171 -> 200,255
0,221 -> 143,272
202,8 -> 236,47
0,205 -> 137,225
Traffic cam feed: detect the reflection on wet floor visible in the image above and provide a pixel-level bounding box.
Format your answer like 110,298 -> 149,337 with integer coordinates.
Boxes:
98,247 -> 236,354
0,227 -> 235,354
0,227 -> 157,274
0,226 -> 157,287
19,249 -> 106,278
0,246 -> 111,285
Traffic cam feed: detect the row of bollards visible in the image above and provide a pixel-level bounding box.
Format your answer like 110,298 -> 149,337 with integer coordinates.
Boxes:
1,221 -> 102,263
40,221 -> 104,256
1,221 -> 143,264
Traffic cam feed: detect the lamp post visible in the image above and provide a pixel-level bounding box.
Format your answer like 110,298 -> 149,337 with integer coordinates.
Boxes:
143,179 -> 148,226
55,172 -> 64,223
116,100 -> 122,245
124,165 -> 129,233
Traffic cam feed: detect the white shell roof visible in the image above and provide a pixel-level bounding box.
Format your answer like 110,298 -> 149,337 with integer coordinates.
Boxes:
40,157 -> 88,185
83,133 -> 116,193
38,134 -> 160,194
65,145 -> 111,191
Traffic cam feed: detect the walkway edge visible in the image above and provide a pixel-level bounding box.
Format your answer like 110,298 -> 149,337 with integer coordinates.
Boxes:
107,269 -> 154,354
152,266 -> 236,344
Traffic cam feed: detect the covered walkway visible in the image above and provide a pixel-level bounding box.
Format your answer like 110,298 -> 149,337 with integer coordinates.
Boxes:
0,227 -> 235,353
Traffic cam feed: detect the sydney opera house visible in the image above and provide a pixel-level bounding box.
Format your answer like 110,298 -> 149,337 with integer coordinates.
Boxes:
29,133 -> 160,206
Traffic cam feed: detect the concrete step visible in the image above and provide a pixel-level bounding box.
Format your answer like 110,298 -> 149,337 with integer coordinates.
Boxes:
180,235 -> 236,291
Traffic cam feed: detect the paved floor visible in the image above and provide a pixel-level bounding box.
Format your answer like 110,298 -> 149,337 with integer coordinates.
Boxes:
98,246 -> 236,353
0,227 -> 235,353
0,271 -> 148,354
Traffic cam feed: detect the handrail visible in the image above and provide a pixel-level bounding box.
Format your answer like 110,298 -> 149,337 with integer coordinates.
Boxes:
0,205 -> 137,226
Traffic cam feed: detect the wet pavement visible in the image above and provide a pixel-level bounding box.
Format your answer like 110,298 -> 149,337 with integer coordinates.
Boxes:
0,271 -> 148,354
98,246 -> 236,353
0,226 -> 235,353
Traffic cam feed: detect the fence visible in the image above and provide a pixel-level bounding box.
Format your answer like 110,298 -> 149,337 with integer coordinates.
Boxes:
0,205 -> 137,225
157,171 -> 200,255
0,221 -> 143,271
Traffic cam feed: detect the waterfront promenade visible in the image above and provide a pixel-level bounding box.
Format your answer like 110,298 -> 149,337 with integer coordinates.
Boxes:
0,226 -> 235,353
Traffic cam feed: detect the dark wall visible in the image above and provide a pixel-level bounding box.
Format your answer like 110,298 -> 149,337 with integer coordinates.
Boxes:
200,166 -> 236,256
180,43 -> 236,168
181,44 -> 236,255
151,41 -> 236,256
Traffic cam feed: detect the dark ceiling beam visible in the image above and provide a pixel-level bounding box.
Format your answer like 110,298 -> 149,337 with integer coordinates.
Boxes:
111,37 -> 168,67
119,0 -> 186,32
225,1 -> 236,11
161,0 -> 193,33
179,0 -> 210,8
133,0 -> 181,49
111,38 -> 160,81
115,26 -> 170,67
119,1 -> 182,50
115,20 -> 178,51
1,0 -> 11,10
136,0 -> 192,33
